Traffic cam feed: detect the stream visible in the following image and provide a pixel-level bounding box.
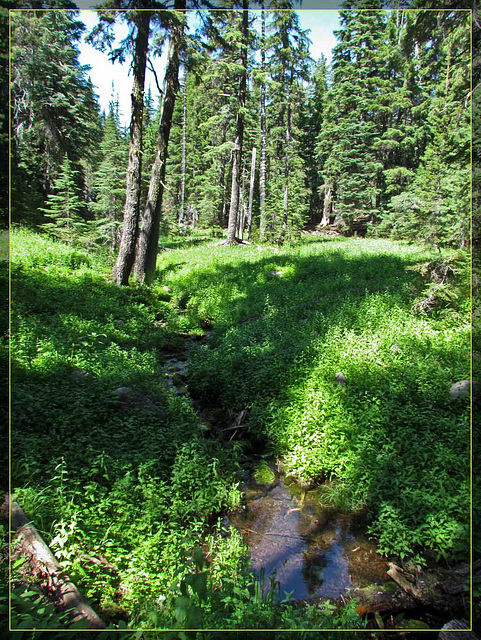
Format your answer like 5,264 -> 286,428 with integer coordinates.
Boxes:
227,466 -> 388,601
159,342 -> 468,631
161,347 -> 388,603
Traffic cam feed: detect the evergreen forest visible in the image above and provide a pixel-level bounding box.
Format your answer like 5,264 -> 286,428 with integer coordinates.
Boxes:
3,0 -> 480,637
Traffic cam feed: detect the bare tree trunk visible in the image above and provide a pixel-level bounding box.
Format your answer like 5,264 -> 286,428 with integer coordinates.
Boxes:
259,3 -> 267,241
113,10 -> 150,285
321,182 -> 332,227
246,146 -> 256,240
134,4 -> 185,284
226,3 -> 248,245
278,102 -> 291,246
179,72 -> 187,232
238,160 -> 247,240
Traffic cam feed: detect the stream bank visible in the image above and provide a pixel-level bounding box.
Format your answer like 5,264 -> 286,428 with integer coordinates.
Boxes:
160,334 -> 472,632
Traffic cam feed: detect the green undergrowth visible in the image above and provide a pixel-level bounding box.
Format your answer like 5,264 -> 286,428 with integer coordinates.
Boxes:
9,228 -> 369,633
160,235 -> 470,564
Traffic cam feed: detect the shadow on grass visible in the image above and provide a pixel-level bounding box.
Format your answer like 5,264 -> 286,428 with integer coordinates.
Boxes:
11,240 -> 469,561
166,244 -> 469,559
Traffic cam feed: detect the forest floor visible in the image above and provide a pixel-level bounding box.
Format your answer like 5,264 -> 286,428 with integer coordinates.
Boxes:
2,228 -> 476,637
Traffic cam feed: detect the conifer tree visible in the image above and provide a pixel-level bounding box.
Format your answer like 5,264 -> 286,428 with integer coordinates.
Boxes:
225,1 -> 249,245
298,56 -> 327,225
11,9 -> 102,223
381,9 -> 470,246
318,7 -> 387,232
109,6 -> 152,285
91,102 -> 128,250
39,154 -> 87,245
134,2 -> 187,283
265,1 -> 311,244
258,2 -> 267,241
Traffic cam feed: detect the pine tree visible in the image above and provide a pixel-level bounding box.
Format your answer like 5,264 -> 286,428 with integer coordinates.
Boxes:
225,1 -> 249,245
258,2 -> 267,240
39,154 -> 87,245
381,10 -> 470,247
298,56 -> 327,225
317,7 -> 387,231
11,9 -> 102,223
265,1 -> 311,244
91,102 -> 128,250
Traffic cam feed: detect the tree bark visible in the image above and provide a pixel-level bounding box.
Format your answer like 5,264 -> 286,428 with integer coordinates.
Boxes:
259,3 -> 267,242
3,497 -> 106,629
112,9 -> 151,286
278,101 -> 291,246
179,72 -> 187,231
246,146 -> 256,240
321,181 -> 332,227
134,3 -> 185,284
226,3 -> 248,245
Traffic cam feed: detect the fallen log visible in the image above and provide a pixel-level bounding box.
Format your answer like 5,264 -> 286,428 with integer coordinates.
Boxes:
354,584 -> 418,617
2,495 -> 106,629
354,559 -> 480,623
387,562 -> 424,600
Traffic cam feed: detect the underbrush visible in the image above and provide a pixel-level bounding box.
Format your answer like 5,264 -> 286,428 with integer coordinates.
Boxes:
9,228 -> 369,633
165,237 -> 470,563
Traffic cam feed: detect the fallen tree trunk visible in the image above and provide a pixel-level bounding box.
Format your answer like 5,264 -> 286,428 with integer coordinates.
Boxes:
2,496 -> 106,629
355,560 -> 479,620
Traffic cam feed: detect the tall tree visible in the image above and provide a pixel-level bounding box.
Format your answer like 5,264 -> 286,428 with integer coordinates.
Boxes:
91,101 -> 128,250
110,7 -> 152,285
134,2 -> 186,284
11,8 -> 101,223
298,56 -> 327,225
265,1 -> 311,244
317,6 -> 386,232
225,1 -> 249,245
258,2 -> 267,241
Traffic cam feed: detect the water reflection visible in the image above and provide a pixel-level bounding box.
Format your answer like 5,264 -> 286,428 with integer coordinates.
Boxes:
229,469 -> 387,601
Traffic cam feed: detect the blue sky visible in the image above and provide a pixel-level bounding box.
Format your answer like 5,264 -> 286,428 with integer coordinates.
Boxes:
77,10 -> 340,127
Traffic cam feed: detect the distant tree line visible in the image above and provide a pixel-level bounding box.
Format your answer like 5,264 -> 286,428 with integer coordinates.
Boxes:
9,0 -> 475,285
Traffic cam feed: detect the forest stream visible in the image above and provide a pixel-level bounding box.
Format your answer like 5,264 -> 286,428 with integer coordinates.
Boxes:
160,336 -> 472,632
161,341 -> 389,602
226,467 -> 388,601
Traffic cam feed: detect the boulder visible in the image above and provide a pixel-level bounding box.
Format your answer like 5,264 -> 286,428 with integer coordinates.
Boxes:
113,387 -> 165,417
69,368 -> 91,382
450,380 -> 481,400
439,619 -> 478,640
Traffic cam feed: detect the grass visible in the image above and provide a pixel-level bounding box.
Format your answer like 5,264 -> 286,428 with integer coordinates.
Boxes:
6,227 -> 471,633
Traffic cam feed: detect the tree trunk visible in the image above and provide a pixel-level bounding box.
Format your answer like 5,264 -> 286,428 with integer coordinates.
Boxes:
246,146 -> 256,240
259,3 -> 267,242
179,72 -> 187,232
134,4 -> 185,284
278,102 -> 291,246
321,182 -> 332,227
238,159 -> 247,240
3,497 -> 106,629
112,10 -> 150,286
226,3 -> 248,245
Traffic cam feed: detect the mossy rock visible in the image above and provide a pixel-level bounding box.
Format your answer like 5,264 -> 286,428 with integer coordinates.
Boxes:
396,618 -> 431,629
253,460 -> 276,485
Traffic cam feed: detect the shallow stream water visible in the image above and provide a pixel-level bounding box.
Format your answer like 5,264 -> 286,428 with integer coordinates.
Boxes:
229,468 -> 389,601
161,352 -> 389,603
